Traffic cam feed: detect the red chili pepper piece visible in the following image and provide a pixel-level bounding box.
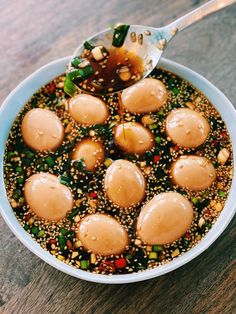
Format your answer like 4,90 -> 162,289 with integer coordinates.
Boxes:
185,232 -> 191,240
173,145 -> 179,151
49,83 -> 56,93
221,131 -> 227,138
89,191 -> 98,198
66,239 -> 73,250
212,139 -> 218,147
153,155 -> 161,163
24,214 -> 31,221
115,258 -> 126,269
50,239 -> 57,245
98,261 -> 116,273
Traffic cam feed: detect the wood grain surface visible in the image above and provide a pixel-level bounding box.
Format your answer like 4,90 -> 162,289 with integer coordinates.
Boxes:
0,0 -> 236,313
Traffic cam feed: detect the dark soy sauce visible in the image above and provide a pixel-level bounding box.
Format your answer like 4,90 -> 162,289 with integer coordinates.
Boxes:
78,47 -> 144,94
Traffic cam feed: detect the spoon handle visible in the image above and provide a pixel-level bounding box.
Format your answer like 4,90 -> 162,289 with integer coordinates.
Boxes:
167,0 -> 236,32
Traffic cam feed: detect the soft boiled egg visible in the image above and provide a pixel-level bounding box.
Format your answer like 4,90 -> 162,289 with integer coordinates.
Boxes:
77,213 -> 129,256
165,108 -> 210,148
21,108 -> 64,151
121,78 -> 168,113
72,138 -> 105,172
171,155 -> 216,191
69,94 -> 109,125
136,192 -> 193,245
24,173 -> 73,221
104,159 -> 145,208
114,122 -> 154,155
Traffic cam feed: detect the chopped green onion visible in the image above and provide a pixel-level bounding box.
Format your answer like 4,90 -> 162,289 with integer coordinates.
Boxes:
67,69 -> 83,81
60,175 -> 70,186
67,231 -> 75,240
83,41 -> 94,51
67,208 -> 79,221
148,124 -> 158,130
24,224 -> 30,231
218,190 -> 225,197
73,159 -> 85,171
7,151 -> 16,160
172,87 -> 179,95
67,66 -> 93,81
13,189 -> 21,200
25,150 -> 35,159
45,156 -> 54,167
60,228 -> 68,236
37,230 -> 45,238
149,252 -> 158,260
78,65 -> 93,79
19,197 -> 25,204
58,235 -> 67,251
31,226 -> 40,236
112,24 -> 130,47
153,245 -> 163,253
64,76 -> 77,97
15,166 -> 23,174
38,165 -> 45,172
158,109 -> 165,116
204,222 -> 212,230
81,260 -> 88,269
191,197 -> 199,205
137,265 -> 146,270
155,136 -> 162,144
71,56 -> 81,68
17,177 -> 24,184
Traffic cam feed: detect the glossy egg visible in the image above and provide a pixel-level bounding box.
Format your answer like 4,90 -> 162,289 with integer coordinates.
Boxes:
69,94 -> 109,125
121,78 -> 168,113
24,173 -> 73,221
72,138 -> 105,172
104,159 -> 145,208
77,214 -> 129,256
114,122 -> 154,154
21,108 -> 64,151
136,192 -> 193,245
166,108 -> 210,148
171,155 -> 216,191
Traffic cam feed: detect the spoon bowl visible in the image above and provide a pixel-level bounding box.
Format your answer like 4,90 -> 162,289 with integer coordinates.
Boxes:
71,25 -> 172,93
70,0 -> 235,95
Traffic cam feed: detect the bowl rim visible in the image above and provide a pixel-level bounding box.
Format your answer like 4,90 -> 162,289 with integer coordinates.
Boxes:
0,56 -> 235,284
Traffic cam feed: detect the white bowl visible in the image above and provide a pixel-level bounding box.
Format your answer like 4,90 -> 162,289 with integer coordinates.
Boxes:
0,57 -> 235,284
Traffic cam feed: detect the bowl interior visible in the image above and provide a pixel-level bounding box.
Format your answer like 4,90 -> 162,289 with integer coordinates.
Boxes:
0,57 -> 235,284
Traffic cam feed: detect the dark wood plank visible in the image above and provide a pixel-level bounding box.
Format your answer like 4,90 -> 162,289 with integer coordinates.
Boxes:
0,0 -> 236,313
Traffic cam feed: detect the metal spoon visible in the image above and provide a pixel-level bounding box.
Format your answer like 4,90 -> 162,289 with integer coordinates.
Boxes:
71,0 -> 236,94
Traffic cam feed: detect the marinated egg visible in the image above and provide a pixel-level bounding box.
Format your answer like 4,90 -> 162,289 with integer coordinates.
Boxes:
69,94 -> 109,125
21,108 -> 64,151
121,78 -> 168,113
72,138 -> 105,172
136,192 -> 193,245
114,122 -> 154,154
166,108 -> 210,148
24,173 -> 73,221
77,213 -> 129,256
104,159 -> 145,208
171,155 -> 216,191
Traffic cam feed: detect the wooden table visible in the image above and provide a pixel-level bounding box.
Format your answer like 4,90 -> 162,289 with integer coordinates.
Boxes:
0,0 -> 236,313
